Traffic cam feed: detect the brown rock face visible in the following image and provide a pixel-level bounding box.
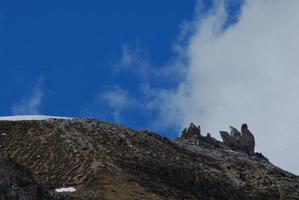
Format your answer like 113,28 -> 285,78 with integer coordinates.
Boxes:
0,119 -> 297,200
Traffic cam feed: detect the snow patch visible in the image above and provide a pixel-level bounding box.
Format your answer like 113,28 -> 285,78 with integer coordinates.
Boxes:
0,115 -> 73,121
55,187 -> 76,193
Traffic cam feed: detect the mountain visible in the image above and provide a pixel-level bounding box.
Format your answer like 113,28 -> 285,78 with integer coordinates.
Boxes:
0,116 -> 298,199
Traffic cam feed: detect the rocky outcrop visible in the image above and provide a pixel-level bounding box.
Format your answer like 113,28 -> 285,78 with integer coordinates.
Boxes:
220,123 -> 256,155
0,156 -> 54,200
241,123 -> 255,155
181,123 -> 219,148
181,122 -> 201,139
0,118 -> 297,200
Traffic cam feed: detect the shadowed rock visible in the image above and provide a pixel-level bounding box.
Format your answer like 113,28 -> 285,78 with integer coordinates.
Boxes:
0,157 -> 54,200
241,123 -> 255,155
181,123 -> 201,139
220,124 -> 256,155
229,126 -> 241,138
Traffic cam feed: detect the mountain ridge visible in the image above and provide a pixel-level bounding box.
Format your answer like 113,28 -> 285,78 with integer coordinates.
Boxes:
0,117 -> 298,199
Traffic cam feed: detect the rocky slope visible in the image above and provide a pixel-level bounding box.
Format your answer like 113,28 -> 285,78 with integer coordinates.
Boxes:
0,117 -> 298,199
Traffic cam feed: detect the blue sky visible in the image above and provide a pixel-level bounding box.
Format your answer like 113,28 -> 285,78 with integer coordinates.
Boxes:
0,0 -> 243,137
4,0 -> 299,175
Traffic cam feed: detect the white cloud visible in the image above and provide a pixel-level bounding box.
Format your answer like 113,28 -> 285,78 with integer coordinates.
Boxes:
97,86 -> 136,121
119,44 -> 144,68
116,42 -> 187,83
115,43 -> 151,79
11,87 -> 43,115
151,0 -> 299,174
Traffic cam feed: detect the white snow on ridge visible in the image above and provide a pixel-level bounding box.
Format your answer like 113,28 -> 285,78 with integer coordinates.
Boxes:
0,115 -> 73,121
55,187 -> 76,193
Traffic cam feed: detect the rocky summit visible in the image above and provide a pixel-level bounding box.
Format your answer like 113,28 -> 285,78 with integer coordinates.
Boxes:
0,118 -> 298,200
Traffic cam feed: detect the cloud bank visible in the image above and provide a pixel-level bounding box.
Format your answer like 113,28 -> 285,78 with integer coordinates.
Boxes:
155,0 -> 299,174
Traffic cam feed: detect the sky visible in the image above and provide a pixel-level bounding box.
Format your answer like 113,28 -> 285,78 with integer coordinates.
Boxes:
2,0 -> 299,175
0,0 -> 196,127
